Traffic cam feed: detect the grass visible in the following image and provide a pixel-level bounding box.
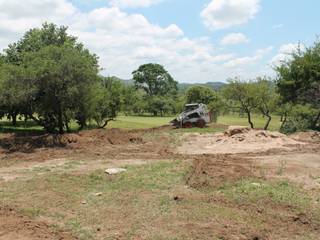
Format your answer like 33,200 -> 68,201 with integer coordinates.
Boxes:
218,114 -> 282,131
108,115 -> 174,129
0,113 -> 282,134
1,161 -> 318,239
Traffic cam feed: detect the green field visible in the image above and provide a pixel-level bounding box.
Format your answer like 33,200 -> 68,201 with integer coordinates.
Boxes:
109,114 -> 281,131
0,114 -> 282,133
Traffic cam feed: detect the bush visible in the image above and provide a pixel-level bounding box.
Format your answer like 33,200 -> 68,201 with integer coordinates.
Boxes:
280,104 -> 317,134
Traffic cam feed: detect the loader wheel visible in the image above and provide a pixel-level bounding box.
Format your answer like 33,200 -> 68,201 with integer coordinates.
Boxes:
182,122 -> 193,128
196,119 -> 206,128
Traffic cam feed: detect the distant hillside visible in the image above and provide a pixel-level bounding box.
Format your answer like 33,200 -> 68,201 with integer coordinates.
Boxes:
115,77 -> 227,91
178,81 -> 227,92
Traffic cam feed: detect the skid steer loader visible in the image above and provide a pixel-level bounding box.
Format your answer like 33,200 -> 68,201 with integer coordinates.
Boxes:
170,103 -> 211,128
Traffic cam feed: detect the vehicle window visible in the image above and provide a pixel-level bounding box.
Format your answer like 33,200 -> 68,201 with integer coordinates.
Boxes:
188,113 -> 200,119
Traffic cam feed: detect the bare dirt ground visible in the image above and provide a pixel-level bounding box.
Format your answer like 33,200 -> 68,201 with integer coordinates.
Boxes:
0,206 -> 75,240
0,126 -> 319,239
178,127 -> 320,189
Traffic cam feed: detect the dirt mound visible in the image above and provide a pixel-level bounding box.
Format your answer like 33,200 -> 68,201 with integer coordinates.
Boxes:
177,126 -> 305,155
186,155 -> 255,188
0,206 -> 76,240
290,131 -> 320,143
0,128 -> 144,153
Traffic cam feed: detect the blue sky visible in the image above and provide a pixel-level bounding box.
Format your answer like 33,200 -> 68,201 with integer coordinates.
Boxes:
0,0 -> 319,83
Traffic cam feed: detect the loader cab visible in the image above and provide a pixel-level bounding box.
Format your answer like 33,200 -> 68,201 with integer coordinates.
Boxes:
184,103 -> 200,112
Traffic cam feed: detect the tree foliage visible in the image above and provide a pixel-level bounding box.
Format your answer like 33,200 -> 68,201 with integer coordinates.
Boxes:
133,63 -> 177,97
185,86 -> 216,104
276,40 -> 320,129
0,23 -> 109,133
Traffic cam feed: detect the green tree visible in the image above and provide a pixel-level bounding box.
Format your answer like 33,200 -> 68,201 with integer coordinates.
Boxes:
185,86 -> 216,104
3,22 -> 77,65
255,78 -> 280,130
132,63 -> 178,97
20,44 -> 98,133
223,79 -> 259,129
276,40 -> 320,129
92,77 -> 123,128
132,63 -> 178,116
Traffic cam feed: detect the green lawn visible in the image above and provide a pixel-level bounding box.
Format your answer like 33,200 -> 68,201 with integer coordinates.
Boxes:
0,114 -> 282,133
108,115 -> 174,129
218,114 -> 281,131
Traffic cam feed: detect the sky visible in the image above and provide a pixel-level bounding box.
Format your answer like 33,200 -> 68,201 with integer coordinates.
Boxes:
0,0 -> 319,83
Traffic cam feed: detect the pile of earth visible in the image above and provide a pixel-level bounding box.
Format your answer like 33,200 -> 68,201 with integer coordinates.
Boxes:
186,154 -> 255,188
0,128 -> 144,153
0,206 -> 76,240
177,126 -> 307,155
290,131 -> 320,143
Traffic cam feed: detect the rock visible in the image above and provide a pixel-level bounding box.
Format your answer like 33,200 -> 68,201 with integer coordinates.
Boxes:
105,168 -> 127,175
251,182 -> 261,187
173,196 -> 183,201
81,201 -> 87,204
95,192 -> 103,196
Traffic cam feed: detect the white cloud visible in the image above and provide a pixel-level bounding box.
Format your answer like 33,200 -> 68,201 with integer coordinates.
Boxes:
220,33 -> 249,45
271,43 -> 303,66
223,46 -> 273,68
201,0 -> 260,30
108,0 -> 163,8
0,0 -> 272,83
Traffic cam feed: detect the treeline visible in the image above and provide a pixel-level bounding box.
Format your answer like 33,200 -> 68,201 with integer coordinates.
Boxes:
0,23 -> 319,134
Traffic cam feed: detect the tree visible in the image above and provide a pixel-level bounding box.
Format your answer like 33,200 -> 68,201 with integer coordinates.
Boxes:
185,86 -> 216,104
223,79 -> 259,129
186,85 -> 224,122
18,44 -> 98,133
0,23 -> 98,129
132,63 -> 178,97
92,77 -> 123,128
276,40 -> 320,129
255,78 -> 280,130
3,22 -> 77,65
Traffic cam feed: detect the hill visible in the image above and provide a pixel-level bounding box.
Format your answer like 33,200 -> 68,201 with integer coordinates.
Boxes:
113,77 -> 227,91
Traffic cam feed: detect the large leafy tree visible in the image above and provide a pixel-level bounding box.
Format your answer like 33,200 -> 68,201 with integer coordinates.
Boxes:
185,86 -> 216,104
22,44 -> 99,133
276,40 -> 320,128
132,63 -> 178,97
0,23 -> 100,133
132,63 -> 178,116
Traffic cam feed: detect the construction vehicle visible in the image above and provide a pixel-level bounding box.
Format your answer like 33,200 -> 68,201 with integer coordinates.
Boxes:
171,103 -> 211,128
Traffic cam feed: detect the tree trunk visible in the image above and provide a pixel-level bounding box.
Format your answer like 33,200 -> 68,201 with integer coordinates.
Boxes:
247,111 -> 254,129
312,110 -> 320,129
264,114 -> 272,130
64,114 -> 70,132
100,119 -> 113,129
57,111 -> 64,134
11,113 -> 17,126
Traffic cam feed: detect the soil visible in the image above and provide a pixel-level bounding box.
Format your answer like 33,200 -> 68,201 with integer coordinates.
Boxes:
176,126 -> 310,155
183,127 -> 320,189
186,154 -> 255,188
0,125 -> 320,239
0,206 -> 76,240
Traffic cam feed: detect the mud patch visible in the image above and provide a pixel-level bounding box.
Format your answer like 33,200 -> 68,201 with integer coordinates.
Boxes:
0,206 -> 76,240
0,128 -> 145,153
186,155 -> 255,188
